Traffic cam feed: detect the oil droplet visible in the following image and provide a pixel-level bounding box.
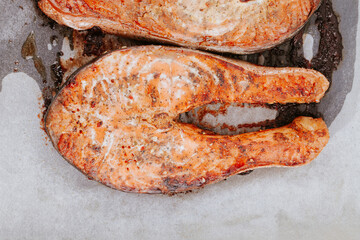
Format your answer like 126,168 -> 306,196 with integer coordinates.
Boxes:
21,32 -> 36,59
21,32 -> 47,84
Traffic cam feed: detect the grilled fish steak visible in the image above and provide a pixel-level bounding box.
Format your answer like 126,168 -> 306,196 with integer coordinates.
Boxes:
45,46 -> 329,194
38,0 -> 322,54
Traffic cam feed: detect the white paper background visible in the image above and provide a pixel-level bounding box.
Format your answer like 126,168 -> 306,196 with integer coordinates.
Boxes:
0,1 -> 360,239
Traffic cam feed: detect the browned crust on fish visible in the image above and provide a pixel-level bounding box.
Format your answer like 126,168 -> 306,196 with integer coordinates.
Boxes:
38,0 -> 322,54
45,46 -> 329,194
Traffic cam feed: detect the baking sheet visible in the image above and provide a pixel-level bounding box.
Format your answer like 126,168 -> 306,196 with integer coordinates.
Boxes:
0,0 -> 360,239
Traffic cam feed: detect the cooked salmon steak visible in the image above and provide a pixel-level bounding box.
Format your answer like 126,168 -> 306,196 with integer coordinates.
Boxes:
45,46 -> 329,194
38,0 -> 322,54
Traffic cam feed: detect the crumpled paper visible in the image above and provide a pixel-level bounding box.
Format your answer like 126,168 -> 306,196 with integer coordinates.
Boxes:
0,0 -> 359,239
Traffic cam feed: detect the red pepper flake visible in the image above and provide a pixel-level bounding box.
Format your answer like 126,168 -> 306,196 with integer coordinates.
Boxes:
97,121 -> 103,127
128,95 -> 133,100
140,146 -> 145,151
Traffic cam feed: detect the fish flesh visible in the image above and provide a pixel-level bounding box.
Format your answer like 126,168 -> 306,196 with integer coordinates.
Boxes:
45,46 -> 329,194
38,0 -> 322,54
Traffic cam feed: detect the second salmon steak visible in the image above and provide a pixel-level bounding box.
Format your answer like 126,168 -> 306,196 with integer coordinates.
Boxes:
38,0 -> 321,54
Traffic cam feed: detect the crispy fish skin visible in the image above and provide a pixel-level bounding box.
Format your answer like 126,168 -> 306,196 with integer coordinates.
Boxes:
45,46 -> 329,194
38,0 -> 322,54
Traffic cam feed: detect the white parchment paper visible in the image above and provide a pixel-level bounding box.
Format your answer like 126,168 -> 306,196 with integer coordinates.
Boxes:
0,1 -> 359,239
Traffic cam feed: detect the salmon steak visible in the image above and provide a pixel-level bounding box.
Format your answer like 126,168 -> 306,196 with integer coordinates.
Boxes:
38,0 -> 322,54
45,46 -> 330,194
